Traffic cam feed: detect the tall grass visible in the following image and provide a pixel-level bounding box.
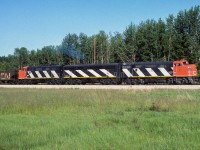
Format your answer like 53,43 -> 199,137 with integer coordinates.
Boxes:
0,88 -> 200,150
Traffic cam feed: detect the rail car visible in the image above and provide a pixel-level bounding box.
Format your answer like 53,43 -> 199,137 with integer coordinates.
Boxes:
0,70 -> 18,84
0,60 -> 199,85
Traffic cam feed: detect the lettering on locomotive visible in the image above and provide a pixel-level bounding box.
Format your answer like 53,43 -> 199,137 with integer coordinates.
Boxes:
0,72 -> 11,79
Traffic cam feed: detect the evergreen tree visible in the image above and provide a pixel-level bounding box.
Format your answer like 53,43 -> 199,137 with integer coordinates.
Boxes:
14,47 -> 30,68
110,32 -> 126,62
95,31 -> 109,64
123,22 -> 137,62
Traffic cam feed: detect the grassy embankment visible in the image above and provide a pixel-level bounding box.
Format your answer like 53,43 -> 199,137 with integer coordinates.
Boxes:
0,88 -> 200,150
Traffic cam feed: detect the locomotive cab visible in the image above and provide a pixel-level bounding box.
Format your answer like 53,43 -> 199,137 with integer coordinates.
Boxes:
18,66 -> 28,79
173,60 -> 197,77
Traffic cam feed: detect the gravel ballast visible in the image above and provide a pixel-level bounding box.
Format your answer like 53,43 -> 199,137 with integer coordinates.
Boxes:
0,85 -> 200,90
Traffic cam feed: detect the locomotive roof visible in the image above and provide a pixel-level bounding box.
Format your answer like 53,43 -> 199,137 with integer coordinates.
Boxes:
123,61 -> 173,65
29,64 -> 61,68
63,63 -> 119,67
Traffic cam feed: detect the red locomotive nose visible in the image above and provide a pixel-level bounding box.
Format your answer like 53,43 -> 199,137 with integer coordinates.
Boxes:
173,60 -> 197,77
18,66 -> 28,79
189,64 -> 197,76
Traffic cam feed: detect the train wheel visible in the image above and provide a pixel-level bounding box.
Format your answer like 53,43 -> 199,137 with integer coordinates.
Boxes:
100,79 -> 105,85
52,79 -> 60,85
139,79 -> 144,85
99,79 -> 109,85
50,80 -> 55,85
181,78 -> 188,85
56,79 -> 62,85
176,80 -> 181,85
101,79 -> 106,85
105,79 -> 112,85
131,79 -> 137,85
15,80 -> 19,84
124,79 -> 131,85
26,80 -> 32,85
69,79 -> 75,85
188,78 -> 195,85
18,80 -> 24,84
65,79 -> 70,85
60,79 -> 66,85
47,80 -> 52,85
75,79 -> 82,85
167,78 -> 173,84
111,79 -> 118,85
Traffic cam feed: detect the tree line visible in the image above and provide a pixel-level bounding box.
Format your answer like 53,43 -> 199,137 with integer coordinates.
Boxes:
0,6 -> 200,70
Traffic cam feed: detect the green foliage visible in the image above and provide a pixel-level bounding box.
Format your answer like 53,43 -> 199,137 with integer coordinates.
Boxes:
0,5 -> 200,70
110,32 -> 125,62
14,47 -> 29,68
123,22 -> 137,62
0,88 -> 200,149
95,30 -> 110,63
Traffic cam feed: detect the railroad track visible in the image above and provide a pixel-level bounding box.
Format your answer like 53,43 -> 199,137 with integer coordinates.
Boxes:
0,85 -> 200,90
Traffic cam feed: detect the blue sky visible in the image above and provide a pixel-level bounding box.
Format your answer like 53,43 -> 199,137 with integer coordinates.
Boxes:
0,0 -> 199,56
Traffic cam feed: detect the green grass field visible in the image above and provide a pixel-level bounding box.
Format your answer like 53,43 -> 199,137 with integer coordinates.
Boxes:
0,88 -> 200,150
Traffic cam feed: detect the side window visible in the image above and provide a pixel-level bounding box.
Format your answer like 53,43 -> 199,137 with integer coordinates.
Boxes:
22,68 -> 27,71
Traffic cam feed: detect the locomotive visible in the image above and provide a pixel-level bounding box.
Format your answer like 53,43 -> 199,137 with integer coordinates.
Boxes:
0,60 -> 199,85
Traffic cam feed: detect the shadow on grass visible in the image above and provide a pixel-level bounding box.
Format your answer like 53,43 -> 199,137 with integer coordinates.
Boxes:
149,102 -> 170,112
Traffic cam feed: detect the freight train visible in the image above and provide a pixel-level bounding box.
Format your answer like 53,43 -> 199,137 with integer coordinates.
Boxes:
0,60 -> 199,85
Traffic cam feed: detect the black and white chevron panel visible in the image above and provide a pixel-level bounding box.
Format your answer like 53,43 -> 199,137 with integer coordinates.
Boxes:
63,69 -> 116,78
63,64 -> 120,78
122,62 -> 173,78
26,70 -> 60,79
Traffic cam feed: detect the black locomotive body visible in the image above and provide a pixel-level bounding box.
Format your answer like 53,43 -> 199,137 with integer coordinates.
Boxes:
63,63 -> 121,84
121,61 -> 173,84
25,65 -> 62,84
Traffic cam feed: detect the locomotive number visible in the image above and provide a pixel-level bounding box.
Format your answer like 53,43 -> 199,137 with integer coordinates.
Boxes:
122,66 -> 131,69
